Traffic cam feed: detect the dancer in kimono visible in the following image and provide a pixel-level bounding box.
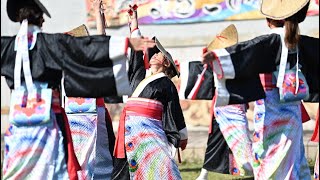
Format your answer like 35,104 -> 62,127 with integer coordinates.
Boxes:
112,5 -> 188,180
196,25 -> 253,180
63,1 -> 115,179
180,60 -> 234,179
202,0 -> 318,179
1,0 -> 155,179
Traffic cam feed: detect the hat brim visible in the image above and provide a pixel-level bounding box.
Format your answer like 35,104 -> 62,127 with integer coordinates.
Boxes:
148,37 -> 180,77
260,0 -> 309,20
34,0 -> 51,18
7,0 -> 51,22
207,24 -> 238,51
66,24 -> 90,37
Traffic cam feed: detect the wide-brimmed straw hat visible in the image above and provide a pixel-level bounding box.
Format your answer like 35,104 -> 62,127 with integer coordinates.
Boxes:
65,24 -> 90,37
148,37 -> 180,77
7,0 -> 51,22
207,24 -> 238,51
260,0 -> 310,20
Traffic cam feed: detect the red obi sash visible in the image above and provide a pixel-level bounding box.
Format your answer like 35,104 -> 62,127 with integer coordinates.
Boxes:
114,98 -> 163,158
260,73 -> 276,91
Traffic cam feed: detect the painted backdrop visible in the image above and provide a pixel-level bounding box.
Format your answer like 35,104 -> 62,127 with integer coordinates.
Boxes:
86,0 -> 319,28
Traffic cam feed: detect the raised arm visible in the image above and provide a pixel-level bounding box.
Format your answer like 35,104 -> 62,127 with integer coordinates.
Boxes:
34,33 -> 154,97
126,4 -> 145,90
93,0 -> 106,35
202,34 -> 281,79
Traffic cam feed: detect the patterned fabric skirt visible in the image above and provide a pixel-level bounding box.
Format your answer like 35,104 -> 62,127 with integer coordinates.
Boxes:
215,104 -> 254,176
67,107 -> 113,180
252,89 -> 311,179
2,110 -> 68,179
123,98 -> 181,180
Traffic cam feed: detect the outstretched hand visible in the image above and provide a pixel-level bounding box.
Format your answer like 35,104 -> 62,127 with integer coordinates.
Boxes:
127,4 -> 138,31
127,4 -> 138,20
128,37 -> 155,51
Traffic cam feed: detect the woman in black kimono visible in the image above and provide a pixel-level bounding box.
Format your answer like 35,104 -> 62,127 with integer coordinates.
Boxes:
1,0 -> 155,179
202,0 -> 318,179
112,5 -> 187,179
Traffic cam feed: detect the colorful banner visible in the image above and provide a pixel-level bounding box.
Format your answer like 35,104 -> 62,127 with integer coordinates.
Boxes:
86,0 -> 319,28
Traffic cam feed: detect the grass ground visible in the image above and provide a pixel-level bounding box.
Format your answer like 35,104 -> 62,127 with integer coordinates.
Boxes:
1,160 -> 316,179
179,160 -> 315,180
179,161 -> 254,180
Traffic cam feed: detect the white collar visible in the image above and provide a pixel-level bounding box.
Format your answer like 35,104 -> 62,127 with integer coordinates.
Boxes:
14,24 -> 42,51
269,27 -> 284,36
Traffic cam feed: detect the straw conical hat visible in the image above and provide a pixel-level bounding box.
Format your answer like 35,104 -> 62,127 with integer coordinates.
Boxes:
260,0 -> 310,20
66,24 -> 90,37
207,24 -> 238,51
148,37 -> 180,77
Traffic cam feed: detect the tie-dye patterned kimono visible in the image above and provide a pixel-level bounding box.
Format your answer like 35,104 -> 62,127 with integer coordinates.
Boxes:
1,24 -> 132,179
64,97 -> 115,180
179,60 -> 242,175
113,48 -> 187,180
210,27 -> 318,179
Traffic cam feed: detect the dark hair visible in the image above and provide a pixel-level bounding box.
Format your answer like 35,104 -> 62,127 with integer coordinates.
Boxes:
266,18 -> 284,27
284,1 -> 310,49
18,6 -> 44,26
163,56 -> 176,79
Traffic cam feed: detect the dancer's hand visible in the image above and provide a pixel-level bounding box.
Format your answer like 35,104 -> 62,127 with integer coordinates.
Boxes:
202,51 -> 216,64
128,37 -> 155,51
92,0 -> 104,13
127,4 -> 138,31
179,139 -> 188,151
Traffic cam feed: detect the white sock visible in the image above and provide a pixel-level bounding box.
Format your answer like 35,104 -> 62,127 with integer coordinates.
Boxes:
196,168 -> 208,180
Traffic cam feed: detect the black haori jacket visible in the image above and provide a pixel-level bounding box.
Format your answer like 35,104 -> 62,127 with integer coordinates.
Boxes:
179,60 -> 215,100
210,33 -> 319,106
1,33 -> 132,97
178,60 -> 263,105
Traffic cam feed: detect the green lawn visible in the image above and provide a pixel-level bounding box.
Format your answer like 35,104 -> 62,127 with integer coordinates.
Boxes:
179,160 -> 316,180
179,161 -> 254,180
1,160 -> 315,180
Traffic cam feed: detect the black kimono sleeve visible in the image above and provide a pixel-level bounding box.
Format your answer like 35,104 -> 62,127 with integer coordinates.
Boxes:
179,60 -> 214,100
162,81 -> 187,147
211,34 -> 319,106
1,33 -> 132,97
299,35 -> 319,102
128,50 -> 145,91
212,34 -> 280,79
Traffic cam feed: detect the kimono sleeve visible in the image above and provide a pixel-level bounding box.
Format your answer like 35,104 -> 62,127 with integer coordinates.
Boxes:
1,36 -> 16,80
179,60 -> 214,100
128,50 -> 145,91
38,33 -> 131,97
299,36 -> 319,102
128,28 -> 145,91
211,34 -> 281,79
163,81 -> 188,148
